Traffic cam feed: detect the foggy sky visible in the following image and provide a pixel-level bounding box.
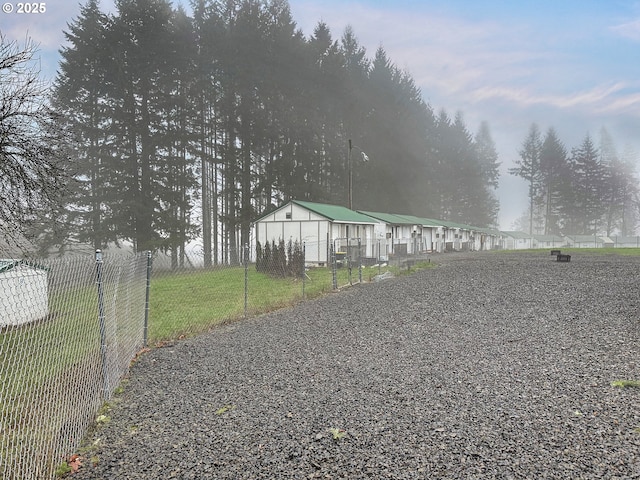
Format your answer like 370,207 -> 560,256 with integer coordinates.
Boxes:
2,0 -> 639,229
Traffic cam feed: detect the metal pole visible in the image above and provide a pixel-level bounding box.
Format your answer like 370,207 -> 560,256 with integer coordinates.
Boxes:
348,139 -> 353,210
95,250 -> 109,399
358,238 -> 362,284
347,237 -> 352,285
244,243 -> 248,318
331,242 -> 337,290
302,243 -> 306,299
143,251 -> 152,347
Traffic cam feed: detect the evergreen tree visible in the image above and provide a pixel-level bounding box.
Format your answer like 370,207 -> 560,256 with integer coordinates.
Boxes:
52,0 -> 112,250
50,0 -> 507,259
428,109 -> 455,219
568,134 -> 603,233
473,121 -> 500,228
474,121 -> 500,189
538,127 -> 567,235
509,124 -> 542,234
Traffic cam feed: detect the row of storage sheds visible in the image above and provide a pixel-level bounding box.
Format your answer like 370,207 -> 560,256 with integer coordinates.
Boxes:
501,233 -> 624,250
252,199 -> 504,265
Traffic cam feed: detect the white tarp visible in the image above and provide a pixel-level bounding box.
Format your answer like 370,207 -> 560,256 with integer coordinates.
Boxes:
0,261 -> 49,327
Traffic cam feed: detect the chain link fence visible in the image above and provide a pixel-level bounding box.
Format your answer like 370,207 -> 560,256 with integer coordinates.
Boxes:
0,252 -> 148,480
0,241 -> 406,478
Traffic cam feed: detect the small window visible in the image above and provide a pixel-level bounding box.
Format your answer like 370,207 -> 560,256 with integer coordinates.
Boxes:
285,212 -> 292,219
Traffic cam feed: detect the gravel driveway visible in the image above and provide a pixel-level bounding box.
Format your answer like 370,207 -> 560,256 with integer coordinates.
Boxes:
75,252 -> 640,479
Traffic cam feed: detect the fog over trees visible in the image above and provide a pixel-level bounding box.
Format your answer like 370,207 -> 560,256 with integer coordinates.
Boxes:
49,0 -> 501,263
4,0 -> 637,260
510,124 -> 639,237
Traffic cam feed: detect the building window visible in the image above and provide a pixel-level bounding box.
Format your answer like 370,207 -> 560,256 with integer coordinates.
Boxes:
285,212 -> 292,219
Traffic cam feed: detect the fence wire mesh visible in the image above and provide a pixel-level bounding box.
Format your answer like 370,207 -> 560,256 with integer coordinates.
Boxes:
0,241 -> 405,479
0,253 -> 148,480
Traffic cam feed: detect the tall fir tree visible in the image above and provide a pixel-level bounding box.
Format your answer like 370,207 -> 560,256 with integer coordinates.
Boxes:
53,0 -> 112,250
568,134 -> 603,233
509,123 -> 542,234
538,127 -> 567,235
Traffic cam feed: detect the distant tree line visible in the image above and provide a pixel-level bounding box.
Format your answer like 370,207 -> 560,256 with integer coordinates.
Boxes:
49,0 -> 501,263
510,124 -> 639,236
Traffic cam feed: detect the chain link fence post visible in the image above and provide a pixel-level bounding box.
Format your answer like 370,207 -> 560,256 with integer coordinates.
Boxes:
330,242 -> 337,290
244,243 -> 249,318
302,242 -> 306,299
144,250 -> 152,347
95,249 -> 109,400
358,238 -> 362,284
347,238 -> 353,285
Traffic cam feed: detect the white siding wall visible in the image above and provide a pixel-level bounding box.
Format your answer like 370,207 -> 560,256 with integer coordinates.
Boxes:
254,203 -> 376,264
421,228 -> 434,252
256,219 -> 330,263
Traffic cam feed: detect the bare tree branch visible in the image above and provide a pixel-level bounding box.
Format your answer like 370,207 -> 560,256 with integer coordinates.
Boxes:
0,34 -> 71,254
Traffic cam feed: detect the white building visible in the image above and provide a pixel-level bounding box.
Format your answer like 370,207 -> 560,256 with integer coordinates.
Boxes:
252,200 -> 378,265
502,231 -> 536,250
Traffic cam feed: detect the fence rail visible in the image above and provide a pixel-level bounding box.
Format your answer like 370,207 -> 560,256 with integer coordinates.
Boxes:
0,242 -> 403,478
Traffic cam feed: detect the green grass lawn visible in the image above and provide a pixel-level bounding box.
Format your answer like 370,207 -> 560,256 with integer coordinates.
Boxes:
148,260 -> 434,343
148,265 -> 351,343
0,285 -> 106,480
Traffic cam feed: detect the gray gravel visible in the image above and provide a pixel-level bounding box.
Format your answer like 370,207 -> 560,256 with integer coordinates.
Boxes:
75,252 -> 640,479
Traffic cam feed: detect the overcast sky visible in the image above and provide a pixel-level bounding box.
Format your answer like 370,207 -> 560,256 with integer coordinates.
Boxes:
2,0 -> 640,229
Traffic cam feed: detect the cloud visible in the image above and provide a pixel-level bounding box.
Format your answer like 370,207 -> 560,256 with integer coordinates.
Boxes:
610,18 -> 640,41
469,82 -> 640,116
302,3 -> 640,123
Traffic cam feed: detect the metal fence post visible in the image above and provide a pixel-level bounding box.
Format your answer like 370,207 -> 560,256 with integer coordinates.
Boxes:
347,237 -> 352,285
330,242 -> 337,290
244,243 -> 249,318
95,249 -> 109,399
302,242 -> 306,299
358,239 -> 362,284
144,251 -> 152,346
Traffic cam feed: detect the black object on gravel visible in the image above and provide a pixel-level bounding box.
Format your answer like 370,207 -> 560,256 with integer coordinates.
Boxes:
75,252 -> 640,479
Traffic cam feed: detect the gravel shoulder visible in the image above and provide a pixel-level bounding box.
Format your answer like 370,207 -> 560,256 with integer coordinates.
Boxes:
75,252 -> 640,479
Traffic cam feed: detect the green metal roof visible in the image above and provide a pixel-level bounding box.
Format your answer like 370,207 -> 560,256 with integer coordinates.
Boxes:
357,211 -> 416,225
291,200 -> 377,224
568,235 -> 604,243
391,214 -> 444,228
501,231 -> 534,239
255,200 -> 503,236
533,234 -> 564,242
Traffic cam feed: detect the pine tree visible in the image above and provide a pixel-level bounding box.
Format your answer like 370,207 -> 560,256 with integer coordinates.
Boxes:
509,124 -> 542,234
472,121 -> 500,228
538,127 -> 567,235
52,0 -> 112,250
569,134 -> 603,233
105,0 -> 178,251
